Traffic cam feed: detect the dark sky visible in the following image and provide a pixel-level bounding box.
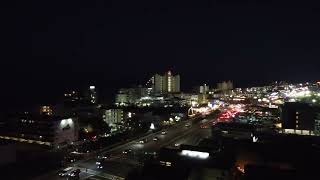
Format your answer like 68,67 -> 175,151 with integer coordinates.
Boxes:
2,0 -> 320,111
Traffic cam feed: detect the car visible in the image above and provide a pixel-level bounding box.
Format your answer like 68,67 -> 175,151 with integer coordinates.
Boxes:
122,149 -> 132,154
96,160 -> 102,165
174,143 -> 180,147
96,156 -> 105,166
96,161 -> 104,169
144,151 -> 157,156
153,137 -> 159,141
68,169 -> 81,177
58,167 -> 73,177
139,139 -> 147,144
200,125 -> 209,129
97,154 -> 109,159
161,131 -> 167,135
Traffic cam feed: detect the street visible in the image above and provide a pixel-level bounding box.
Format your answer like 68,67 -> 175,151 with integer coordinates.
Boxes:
34,116 -> 213,180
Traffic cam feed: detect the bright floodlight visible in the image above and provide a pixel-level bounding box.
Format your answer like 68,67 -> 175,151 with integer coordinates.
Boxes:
181,150 -> 209,159
60,119 -> 66,127
150,123 -> 155,130
67,118 -> 73,124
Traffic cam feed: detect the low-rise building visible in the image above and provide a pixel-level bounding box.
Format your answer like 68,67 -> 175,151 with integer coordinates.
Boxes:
0,115 -> 79,147
280,102 -> 320,135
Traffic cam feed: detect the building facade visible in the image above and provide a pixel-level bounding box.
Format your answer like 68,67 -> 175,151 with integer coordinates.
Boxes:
217,81 -> 233,92
200,84 -> 209,94
115,88 -> 140,106
0,116 -> 79,147
281,102 -> 320,135
115,86 -> 153,106
153,71 -> 180,94
103,109 -> 124,126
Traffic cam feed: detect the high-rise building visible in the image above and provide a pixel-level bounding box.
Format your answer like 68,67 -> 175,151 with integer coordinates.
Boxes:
217,81 -> 233,92
153,71 -> 180,94
227,80 -> 233,90
153,74 -> 163,94
200,84 -> 209,94
88,86 -> 97,104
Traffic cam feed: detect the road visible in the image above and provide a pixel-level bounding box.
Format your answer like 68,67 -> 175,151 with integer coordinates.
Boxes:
34,115 -> 213,180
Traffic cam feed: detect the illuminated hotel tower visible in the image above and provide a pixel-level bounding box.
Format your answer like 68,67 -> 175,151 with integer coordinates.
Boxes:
152,71 -> 180,93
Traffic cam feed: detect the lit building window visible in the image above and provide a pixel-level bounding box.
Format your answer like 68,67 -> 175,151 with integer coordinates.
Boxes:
168,76 -> 172,92
40,106 -> 53,116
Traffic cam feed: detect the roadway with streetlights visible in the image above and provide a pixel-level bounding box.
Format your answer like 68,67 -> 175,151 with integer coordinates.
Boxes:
35,112 -> 216,180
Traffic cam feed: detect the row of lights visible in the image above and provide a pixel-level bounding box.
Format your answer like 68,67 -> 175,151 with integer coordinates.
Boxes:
0,136 -> 51,146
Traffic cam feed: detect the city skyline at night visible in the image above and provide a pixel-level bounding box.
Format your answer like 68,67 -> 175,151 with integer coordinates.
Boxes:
2,0 -> 320,180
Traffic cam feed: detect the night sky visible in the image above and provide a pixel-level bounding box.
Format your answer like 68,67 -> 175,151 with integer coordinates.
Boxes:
2,0 -> 320,111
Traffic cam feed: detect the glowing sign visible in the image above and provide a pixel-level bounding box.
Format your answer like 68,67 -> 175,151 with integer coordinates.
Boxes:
181,150 -> 209,159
